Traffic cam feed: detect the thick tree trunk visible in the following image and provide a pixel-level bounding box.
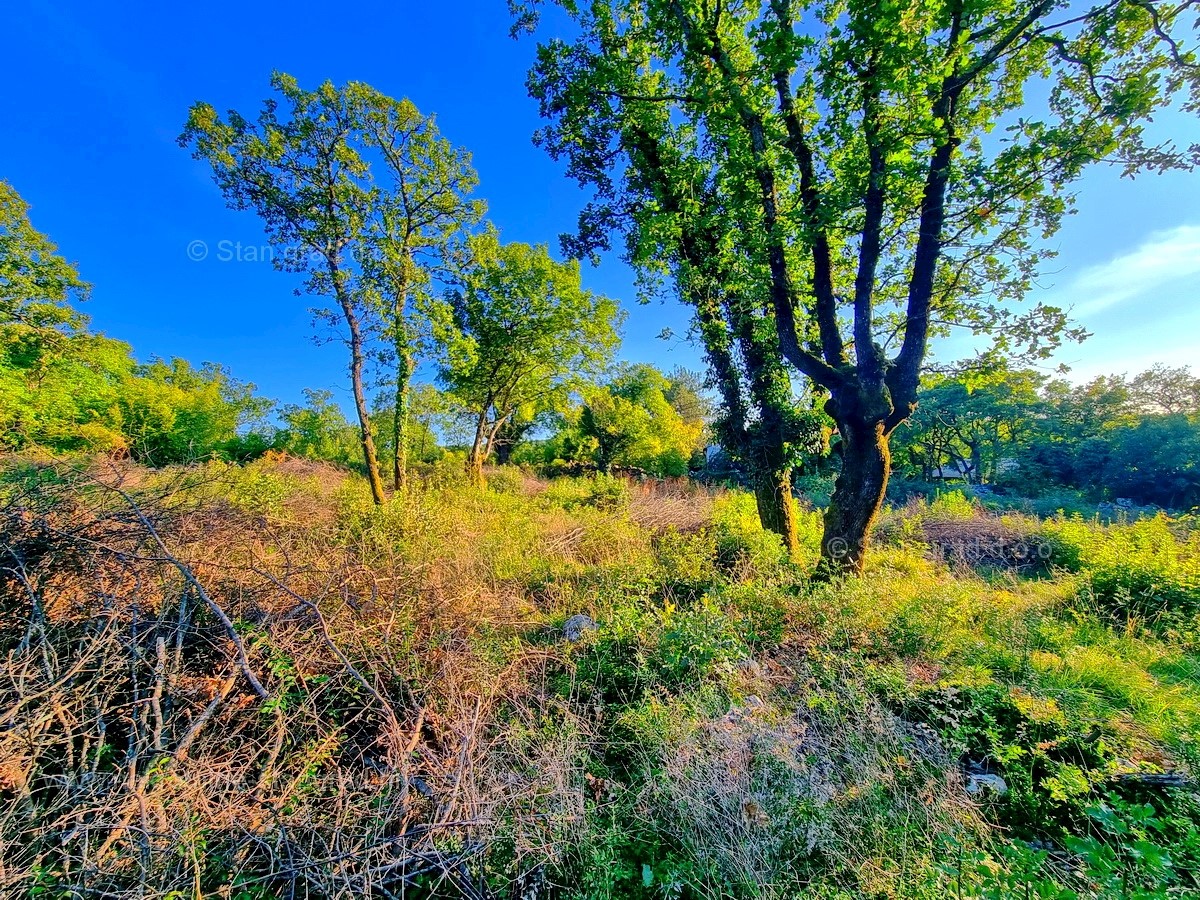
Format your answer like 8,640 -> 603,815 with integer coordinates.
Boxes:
819,416 -> 890,577
752,466 -> 800,557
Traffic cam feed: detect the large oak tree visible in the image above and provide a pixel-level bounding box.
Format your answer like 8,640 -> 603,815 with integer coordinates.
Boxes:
516,0 -> 1198,573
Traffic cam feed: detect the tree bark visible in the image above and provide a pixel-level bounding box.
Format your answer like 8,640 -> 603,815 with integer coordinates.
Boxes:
392,343 -> 411,491
337,286 -> 386,506
391,275 -> 411,492
819,413 -> 891,577
467,407 -> 489,489
752,466 -> 800,557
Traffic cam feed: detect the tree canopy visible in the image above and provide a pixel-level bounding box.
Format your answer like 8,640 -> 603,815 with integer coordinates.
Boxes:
181,74 -> 483,501
432,230 -> 622,483
517,0 -> 1199,571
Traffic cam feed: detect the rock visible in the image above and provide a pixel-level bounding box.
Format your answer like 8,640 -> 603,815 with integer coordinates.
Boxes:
563,614 -> 598,642
966,773 -> 1008,796
735,658 -> 764,677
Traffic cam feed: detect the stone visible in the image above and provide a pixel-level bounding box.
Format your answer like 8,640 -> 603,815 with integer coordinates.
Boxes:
735,658 -> 764,677
563,614 -> 598,642
966,773 -> 1008,796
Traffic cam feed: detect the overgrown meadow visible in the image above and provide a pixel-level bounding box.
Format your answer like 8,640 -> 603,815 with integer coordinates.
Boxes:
3,453 -> 1198,899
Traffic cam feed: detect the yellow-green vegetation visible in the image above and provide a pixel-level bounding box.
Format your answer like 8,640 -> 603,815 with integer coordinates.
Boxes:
2,455 -> 1199,899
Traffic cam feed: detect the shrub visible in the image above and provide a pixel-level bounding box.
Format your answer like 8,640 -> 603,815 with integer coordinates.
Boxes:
483,464 -> 527,495
1044,515 -> 1200,625
542,473 -> 630,511
710,493 -> 793,577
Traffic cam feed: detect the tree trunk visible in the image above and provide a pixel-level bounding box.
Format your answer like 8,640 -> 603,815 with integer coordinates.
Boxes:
752,466 -> 800,557
392,345 -> 411,491
819,416 -> 890,577
340,294 -> 386,506
391,281 -> 411,492
467,409 -> 489,489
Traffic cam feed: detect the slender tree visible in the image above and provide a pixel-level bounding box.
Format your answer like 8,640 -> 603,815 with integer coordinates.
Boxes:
182,75 -> 482,501
181,75 -> 392,501
360,100 -> 484,490
516,0 -> 1198,573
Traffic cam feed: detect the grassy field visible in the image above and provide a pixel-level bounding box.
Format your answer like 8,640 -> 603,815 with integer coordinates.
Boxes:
1,454 -> 1198,899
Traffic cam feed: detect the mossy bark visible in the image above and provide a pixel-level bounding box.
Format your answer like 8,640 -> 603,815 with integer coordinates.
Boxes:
753,466 -> 800,557
819,416 -> 890,577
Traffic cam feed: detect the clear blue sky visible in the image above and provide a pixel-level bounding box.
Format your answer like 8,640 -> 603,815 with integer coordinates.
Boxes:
4,1 -> 1198,412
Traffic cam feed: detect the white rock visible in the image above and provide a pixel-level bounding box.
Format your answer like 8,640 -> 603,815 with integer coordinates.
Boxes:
966,773 -> 1008,796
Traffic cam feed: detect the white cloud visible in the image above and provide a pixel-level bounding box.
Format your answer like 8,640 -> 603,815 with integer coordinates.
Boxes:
1068,224 -> 1200,317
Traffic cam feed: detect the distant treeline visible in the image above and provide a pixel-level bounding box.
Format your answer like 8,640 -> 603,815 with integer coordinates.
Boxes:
891,363 -> 1200,509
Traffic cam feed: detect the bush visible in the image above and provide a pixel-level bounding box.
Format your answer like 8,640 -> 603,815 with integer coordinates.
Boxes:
483,464 -> 528,495
710,493 -> 791,576
541,473 -> 630,511
1044,515 -> 1200,625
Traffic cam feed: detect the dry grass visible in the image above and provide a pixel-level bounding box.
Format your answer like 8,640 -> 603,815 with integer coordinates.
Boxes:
626,476 -> 722,535
0,457 -> 597,899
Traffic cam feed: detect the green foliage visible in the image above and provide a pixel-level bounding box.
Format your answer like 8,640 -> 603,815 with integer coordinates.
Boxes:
895,365 -> 1200,511
0,179 -> 89,333
0,182 -> 273,465
541,472 -> 630,512
182,73 -> 487,498
482,464 -> 527,496
1044,515 -> 1200,626
275,388 -> 360,466
518,0 -> 1197,569
573,364 -> 708,477
710,491 -> 820,574
431,229 -> 622,477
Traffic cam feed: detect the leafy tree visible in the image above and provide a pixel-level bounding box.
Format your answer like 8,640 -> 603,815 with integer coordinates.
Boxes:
276,388 -> 361,465
1,180 -> 94,414
578,364 -> 708,475
118,358 -> 271,464
182,74 -> 474,503
0,180 -> 89,335
664,367 -> 715,424
893,365 -> 1043,483
433,231 -> 621,485
1023,372 -> 1139,488
371,382 -> 459,468
1,328 -> 130,454
517,0 -> 1198,572
1097,415 -> 1200,508
1129,364 -> 1200,415
359,100 -> 484,489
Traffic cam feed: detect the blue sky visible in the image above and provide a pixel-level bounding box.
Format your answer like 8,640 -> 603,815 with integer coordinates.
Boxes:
4,0 -> 1198,412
